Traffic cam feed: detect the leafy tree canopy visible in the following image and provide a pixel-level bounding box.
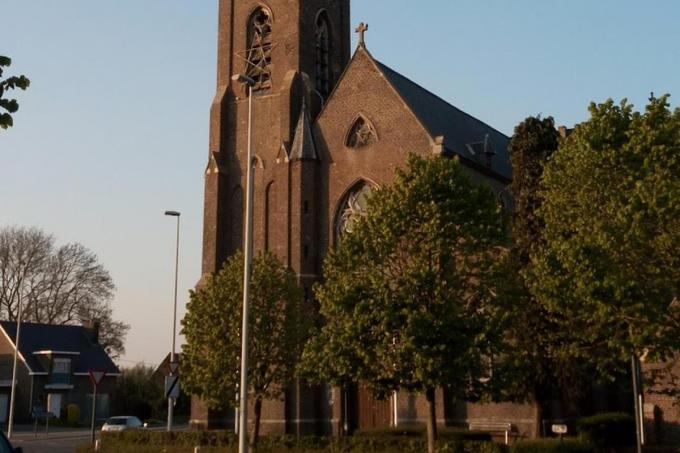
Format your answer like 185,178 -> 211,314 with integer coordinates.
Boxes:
529,95 -> 680,380
300,154 -> 506,452
0,56 -> 30,130
181,250 -> 308,445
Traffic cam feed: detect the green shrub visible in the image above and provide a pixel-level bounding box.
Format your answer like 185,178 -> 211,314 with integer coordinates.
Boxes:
67,404 -> 81,424
577,412 -> 636,449
510,439 -> 595,453
354,425 -> 426,437
354,425 -> 492,442
97,431 -> 507,453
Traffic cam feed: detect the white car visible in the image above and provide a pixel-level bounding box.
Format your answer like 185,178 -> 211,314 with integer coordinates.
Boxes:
101,416 -> 144,432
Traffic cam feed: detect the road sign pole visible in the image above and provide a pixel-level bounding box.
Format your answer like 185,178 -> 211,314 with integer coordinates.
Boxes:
91,383 -> 98,443
88,370 -> 106,444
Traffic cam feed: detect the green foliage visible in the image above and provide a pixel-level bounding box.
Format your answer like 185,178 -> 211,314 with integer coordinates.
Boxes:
492,116 -> 583,420
301,154 -> 506,452
577,412 -> 635,449
181,251 -> 308,443
94,431 -> 507,453
354,426 -> 492,442
303,153 -> 505,395
67,403 -> 81,424
510,439 -> 595,453
508,116 -> 560,263
0,55 -> 30,130
113,364 -> 164,421
529,96 -> 680,381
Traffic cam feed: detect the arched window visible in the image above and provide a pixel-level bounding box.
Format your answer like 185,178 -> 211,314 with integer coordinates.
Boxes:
245,7 -> 273,91
345,115 -> 378,148
335,182 -> 374,241
315,11 -> 331,99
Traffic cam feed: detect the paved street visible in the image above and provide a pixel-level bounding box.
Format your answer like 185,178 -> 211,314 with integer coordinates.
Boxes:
12,433 -> 92,453
8,425 -> 188,453
9,427 -> 94,453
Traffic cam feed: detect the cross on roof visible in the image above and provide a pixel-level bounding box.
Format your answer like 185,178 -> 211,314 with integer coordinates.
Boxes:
355,22 -> 368,46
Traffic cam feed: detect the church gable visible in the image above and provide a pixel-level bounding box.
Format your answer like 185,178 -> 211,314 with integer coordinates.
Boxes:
316,46 -> 434,165
315,45 -> 436,250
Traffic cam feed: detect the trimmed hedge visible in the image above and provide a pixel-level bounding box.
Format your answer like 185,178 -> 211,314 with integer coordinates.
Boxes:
355,426 -> 493,442
510,439 -> 595,453
91,431 -> 507,453
577,412 -> 636,449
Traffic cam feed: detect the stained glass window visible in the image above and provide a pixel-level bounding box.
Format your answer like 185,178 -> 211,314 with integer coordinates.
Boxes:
346,116 -> 378,148
335,183 -> 374,240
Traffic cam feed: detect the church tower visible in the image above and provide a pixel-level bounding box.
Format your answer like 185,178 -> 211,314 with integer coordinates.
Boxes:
196,0 -> 351,433
202,0 -> 351,276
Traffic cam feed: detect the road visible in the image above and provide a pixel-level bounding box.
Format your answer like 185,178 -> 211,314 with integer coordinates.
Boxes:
10,428 -> 93,453
9,425 -> 190,453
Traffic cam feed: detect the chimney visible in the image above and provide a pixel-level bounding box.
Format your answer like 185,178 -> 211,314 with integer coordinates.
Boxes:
82,319 -> 101,344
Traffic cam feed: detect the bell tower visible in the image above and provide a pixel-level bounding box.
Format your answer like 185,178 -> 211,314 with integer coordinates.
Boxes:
202,0 -> 351,277
196,0 -> 351,434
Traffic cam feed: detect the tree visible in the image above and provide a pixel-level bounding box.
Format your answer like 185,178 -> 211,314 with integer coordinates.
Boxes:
300,154 -> 506,453
114,365 -> 164,421
492,116 -> 568,437
181,251 -> 307,447
0,226 -> 129,358
0,56 -> 30,130
529,95 -> 680,386
508,116 -> 559,264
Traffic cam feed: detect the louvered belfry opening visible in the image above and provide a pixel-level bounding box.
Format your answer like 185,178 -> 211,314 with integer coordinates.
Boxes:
245,7 -> 273,91
315,12 -> 331,99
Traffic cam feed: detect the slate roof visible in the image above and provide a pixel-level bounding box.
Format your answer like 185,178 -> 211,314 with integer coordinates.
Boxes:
0,321 -> 120,375
375,61 -> 512,180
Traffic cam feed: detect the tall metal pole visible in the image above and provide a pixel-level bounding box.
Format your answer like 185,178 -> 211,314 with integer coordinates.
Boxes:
631,354 -> 643,453
238,82 -> 254,453
90,383 -> 98,443
165,211 -> 181,432
7,293 -> 24,439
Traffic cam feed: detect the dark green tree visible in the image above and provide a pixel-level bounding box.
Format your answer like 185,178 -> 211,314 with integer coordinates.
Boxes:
0,56 -> 30,130
492,116 -> 567,437
530,95 -> 680,386
508,116 -> 559,264
181,251 -> 307,447
300,154 -> 506,453
114,365 -> 164,421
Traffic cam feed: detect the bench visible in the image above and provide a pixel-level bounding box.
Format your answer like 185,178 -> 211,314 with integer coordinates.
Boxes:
468,421 -> 513,444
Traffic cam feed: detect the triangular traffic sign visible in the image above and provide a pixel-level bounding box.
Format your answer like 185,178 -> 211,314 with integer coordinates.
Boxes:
89,370 -> 106,387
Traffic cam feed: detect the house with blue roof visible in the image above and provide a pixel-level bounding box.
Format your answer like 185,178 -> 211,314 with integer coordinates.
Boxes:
0,320 -> 119,423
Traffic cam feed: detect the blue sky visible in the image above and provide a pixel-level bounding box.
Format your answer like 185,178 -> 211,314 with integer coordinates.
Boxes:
2,1 -> 679,367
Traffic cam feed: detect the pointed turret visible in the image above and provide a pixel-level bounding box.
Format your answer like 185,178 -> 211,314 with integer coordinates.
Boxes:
289,100 -> 319,161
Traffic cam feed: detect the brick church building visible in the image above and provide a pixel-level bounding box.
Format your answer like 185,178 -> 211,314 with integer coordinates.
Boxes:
192,0 -> 539,437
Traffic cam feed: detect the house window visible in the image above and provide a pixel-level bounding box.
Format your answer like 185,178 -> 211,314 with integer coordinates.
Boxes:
52,358 -> 71,374
245,7 -> 273,91
315,11 -> 331,99
346,116 -> 378,148
51,358 -> 71,385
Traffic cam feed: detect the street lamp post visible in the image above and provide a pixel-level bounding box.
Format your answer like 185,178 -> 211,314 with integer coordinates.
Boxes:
232,73 -> 255,453
164,210 -> 181,432
7,292 -> 24,440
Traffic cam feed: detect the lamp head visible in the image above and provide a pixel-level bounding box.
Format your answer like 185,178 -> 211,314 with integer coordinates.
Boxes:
232,73 -> 256,87
164,211 -> 181,217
